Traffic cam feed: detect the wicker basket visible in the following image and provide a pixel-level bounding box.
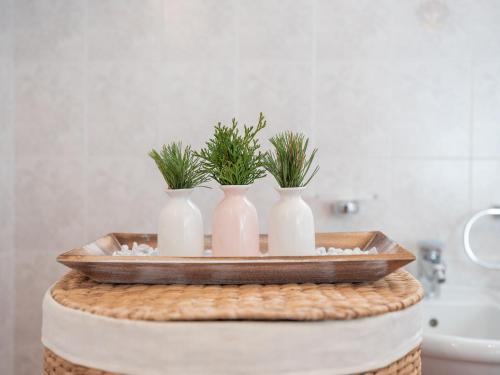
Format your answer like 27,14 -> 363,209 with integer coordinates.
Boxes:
44,270 -> 423,374
50,269 -> 422,321
44,346 -> 421,375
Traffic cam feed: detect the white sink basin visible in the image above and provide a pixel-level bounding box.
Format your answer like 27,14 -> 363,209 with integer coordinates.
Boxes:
422,286 -> 500,375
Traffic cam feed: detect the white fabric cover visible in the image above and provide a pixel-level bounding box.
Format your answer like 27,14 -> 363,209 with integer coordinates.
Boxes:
42,291 -> 422,375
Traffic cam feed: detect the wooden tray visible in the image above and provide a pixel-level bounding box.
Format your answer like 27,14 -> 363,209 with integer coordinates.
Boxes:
57,232 -> 415,284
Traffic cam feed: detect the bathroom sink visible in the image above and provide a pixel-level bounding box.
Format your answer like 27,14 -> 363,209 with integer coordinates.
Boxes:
422,286 -> 500,375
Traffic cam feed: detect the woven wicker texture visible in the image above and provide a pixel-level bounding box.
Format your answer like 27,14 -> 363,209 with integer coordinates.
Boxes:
43,346 -> 421,375
51,269 -> 422,321
44,348 -> 110,375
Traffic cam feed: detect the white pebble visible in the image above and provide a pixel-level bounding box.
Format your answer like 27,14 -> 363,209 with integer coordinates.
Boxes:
113,243 -> 159,256
112,244 -> 379,257
313,246 -> 379,256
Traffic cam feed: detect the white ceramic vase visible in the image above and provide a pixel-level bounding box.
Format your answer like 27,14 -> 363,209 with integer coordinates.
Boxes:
157,188 -> 204,256
268,187 -> 315,256
212,185 -> 261,257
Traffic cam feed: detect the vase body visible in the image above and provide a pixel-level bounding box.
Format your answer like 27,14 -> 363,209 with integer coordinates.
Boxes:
212,185 -> 260,257
157,189 -> 204,256
268,187 -> 315,256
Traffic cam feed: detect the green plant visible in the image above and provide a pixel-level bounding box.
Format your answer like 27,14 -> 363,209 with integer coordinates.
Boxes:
149,142 -> 209,189
264,131 -> 319,188
196,113 -> 267,185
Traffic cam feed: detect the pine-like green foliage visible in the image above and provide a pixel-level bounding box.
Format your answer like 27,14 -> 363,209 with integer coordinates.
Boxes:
264,131 -> 319,188
149,142 -> 209,189
196,113 -> 267,185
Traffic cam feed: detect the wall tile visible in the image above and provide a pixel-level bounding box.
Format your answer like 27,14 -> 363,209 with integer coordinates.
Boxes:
15,342 -> 42,375
391,1 -> 500,61
311,156 -> 392,233
0,59 -> 12,157
163,0 -> 236,62
238,63 -> 312,145
0,2 -> 13,368
389,160 -> 469,256
15,250 -> 66,375
0,159 -> 13,375
466,0 -> 500,59
87,157 -> 164,241
0,161 -> 14,371
0,160 -> 14,254
391,61 -> 470,158
87,62 -> 162,156
88,0 -> 164,61
473,61 -> 500,158
15,63 -> 85,157
472,160 -> 500,209
159,63 -> 235,150
0,252 -> 14,375
316,61 -> 392,157
1,159 -> 15,375
15,157 -> 85,252
239,0 -> 313,62
317,0 -> 395,60
14,0 -> 84,61
247,175 -> 280,234
317,0 -> 500,62
390,0 -> 472,60
446,256 -> 500,289
0,0 -> 12,59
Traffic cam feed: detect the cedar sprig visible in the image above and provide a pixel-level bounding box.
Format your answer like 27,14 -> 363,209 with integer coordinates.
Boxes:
196,113 -> 267,185
149,142 -> 209,189
264,131 -> 319,188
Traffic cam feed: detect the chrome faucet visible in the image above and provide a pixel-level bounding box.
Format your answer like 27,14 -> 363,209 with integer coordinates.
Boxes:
418,241 -> 446,298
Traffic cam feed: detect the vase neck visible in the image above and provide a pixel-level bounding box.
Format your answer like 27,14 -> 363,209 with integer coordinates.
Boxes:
276,187 -> 306,199
220,185 -> 251,197
166,188 -> 194,199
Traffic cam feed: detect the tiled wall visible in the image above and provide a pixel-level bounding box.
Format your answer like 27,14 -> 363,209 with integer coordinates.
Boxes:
1,0 -> 500,373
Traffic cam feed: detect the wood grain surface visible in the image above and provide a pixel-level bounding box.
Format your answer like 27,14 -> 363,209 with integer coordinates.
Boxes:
57,232 -> 415,284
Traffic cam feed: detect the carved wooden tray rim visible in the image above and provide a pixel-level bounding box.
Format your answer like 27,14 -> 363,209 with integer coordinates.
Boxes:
57,231 -> 415,284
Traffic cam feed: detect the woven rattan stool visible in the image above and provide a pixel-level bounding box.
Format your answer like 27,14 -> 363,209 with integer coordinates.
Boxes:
43,346 -> 422,375
42,269 -> 423,375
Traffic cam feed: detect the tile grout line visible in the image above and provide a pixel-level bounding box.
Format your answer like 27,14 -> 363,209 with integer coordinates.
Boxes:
10,0 -> 16,371
83,0 -> 89,242
310,0 -> 319,200
310,0 -> 317,147
160,0 -> 166,145
234,0 -> 240,116
468,58 -> 474,211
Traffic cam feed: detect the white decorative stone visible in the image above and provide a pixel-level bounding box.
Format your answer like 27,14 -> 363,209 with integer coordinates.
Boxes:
112,243 -> 159,256
315,247 -> 378,256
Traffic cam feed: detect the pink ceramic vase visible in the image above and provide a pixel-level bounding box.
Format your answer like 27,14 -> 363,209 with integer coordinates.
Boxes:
212,185 -> 261,257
